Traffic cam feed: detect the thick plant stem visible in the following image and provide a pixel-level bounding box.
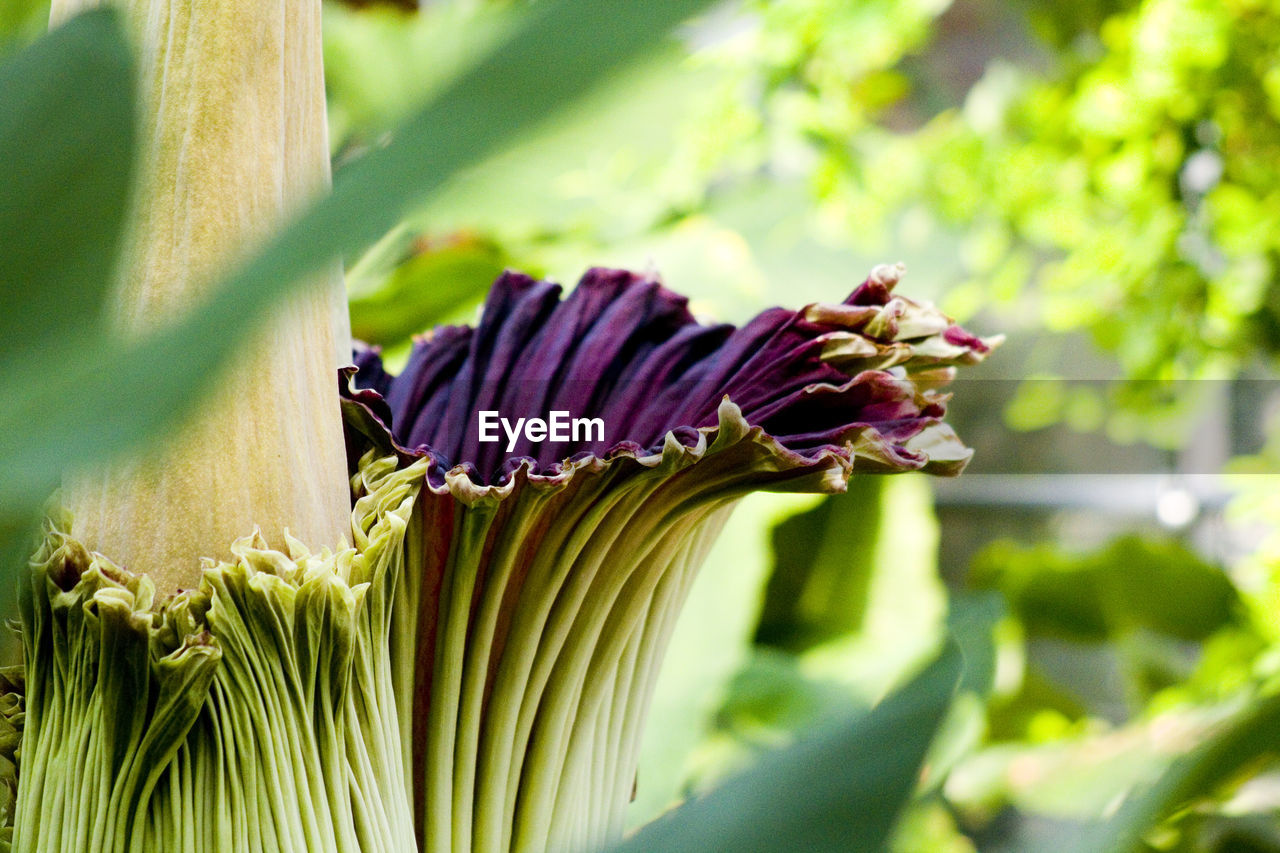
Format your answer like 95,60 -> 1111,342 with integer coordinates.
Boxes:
51,0 -> 352,593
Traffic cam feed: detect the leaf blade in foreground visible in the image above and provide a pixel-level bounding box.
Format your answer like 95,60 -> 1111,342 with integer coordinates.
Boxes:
610,643 -> 963,853
0,0 -> 717,560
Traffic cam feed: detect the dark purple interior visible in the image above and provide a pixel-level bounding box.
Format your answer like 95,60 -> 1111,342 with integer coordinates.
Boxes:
351,268 -> 979,486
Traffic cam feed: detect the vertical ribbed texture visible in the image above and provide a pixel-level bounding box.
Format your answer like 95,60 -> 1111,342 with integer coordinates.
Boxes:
387,408 -> 837,853
13,455 -> 425,852
51,0 -> 352,594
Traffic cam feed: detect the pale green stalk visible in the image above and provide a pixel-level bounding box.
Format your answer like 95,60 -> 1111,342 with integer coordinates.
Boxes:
50,0 -> 351,593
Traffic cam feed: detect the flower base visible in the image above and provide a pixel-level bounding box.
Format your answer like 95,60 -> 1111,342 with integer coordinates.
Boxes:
11,453 -> 426,853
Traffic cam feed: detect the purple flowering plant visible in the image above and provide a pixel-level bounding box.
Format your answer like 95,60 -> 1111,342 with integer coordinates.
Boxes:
338,263 -> 995,851
0,2 -> 1000,852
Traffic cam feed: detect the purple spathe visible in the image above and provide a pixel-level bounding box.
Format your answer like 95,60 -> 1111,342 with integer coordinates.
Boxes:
346,265 -> 997,493
338,264 -> 998,851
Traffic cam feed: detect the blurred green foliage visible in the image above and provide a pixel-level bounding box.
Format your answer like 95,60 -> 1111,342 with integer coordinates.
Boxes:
0,0 -> 46,54
614,645 -> 963,853
972,536 -> 1238,643
12,0 -> 1280,851
345,227 -> 512,346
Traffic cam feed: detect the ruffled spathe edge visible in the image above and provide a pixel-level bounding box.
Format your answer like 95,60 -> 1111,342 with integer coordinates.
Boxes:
342,391 -> 976,508
342,263 -> 997,505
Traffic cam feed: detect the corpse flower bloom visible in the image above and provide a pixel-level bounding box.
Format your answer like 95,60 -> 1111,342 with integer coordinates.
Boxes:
9,263 -> 994,853
343,262 -> 999,853
12,3 -> 997,852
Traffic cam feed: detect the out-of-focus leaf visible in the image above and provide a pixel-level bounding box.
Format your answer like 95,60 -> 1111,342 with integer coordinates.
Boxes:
0,8 -> 133,589
0,0 -> 717,564
336,0 -> 415,10
972,535 -> 1240,643
756,474 -> 944,659
972,535 -> 1246,730
410,40 -> 721,240
890,799 -> 977,853
961,692 -> 1280,853
758,474 -> 945,697
348,231 -> 509,346
0,8 -> 133,358
0,0 -> 47,53
1060,691 -> 1280,853
949,715 -> 1197,825
324,0 -> 515,147
713,648 -> 870,744
322,0 -> 717,267
692,475 -> 947,795
755,477 -> 886,651
610,644 -> 962,853
1165,809 -> 1280,853
985,666 -> 1090,742
948,591 -> 1005,697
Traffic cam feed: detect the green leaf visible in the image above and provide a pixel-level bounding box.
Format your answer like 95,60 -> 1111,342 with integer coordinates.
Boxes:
972,535 -> 1240,643
0,8 -> 134,359
0,8 -> 133,590
0,0 -> 49,54
347,231 -> 510,346
0,0 -> 717,559
1048,691 -> 1280,853
319,0 -> 722,280
947,591 -> 1005,698
712,647 -> 873,741
755,479 -> 887,651
755,475 -> 944,662
610,644 -> 962,853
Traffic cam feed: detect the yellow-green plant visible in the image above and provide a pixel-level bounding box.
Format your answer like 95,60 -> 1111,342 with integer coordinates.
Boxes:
0,3 -> 998,852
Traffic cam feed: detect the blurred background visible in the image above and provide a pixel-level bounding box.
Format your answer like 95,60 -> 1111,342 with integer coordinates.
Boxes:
8,0 -> 1280,849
